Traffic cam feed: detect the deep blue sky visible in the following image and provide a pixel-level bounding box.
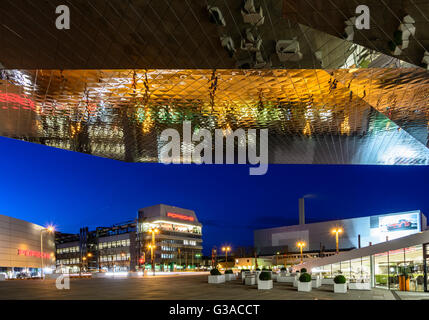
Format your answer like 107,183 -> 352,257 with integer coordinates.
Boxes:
1,136 -> 428,255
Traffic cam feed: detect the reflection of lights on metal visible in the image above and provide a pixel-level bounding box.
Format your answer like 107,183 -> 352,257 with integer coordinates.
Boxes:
381,145 -> 419,165
340,116 -> 350,135
0,90 -> 35,109
303,121 -> 311,136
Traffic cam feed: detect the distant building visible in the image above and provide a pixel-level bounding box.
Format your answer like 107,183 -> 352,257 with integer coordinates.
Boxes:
255,210 -> 426,255
55,204 -> 203,273
0,214 -> 55,279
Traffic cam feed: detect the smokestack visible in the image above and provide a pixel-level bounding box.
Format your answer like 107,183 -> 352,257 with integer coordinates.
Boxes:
299,198 -> 305,225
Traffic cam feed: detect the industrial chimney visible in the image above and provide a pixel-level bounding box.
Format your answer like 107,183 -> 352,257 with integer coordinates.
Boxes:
299,198 -> 305,225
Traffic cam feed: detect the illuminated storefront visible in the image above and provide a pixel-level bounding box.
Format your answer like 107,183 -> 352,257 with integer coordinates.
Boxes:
295,230 -> 429,292
138,204 -> 203,271
0,214 -> 55,279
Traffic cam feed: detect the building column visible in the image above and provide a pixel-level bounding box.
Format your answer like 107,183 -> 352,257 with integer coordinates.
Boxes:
370,254 -> 375,288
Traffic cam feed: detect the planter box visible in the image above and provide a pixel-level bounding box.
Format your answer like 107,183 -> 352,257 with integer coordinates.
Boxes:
298,281 -> 312,292
45,273 -> 62,280
245,275 -> 256,285
225,274 -> 236,281
277,275 -> 289,283
322,278 -> 335,285
334,283 -> 347,293
349,282 -> 370,290
311,278 -> 321,288
293,275 -> 300,287
284,276 -> 296,283
258,279 -> 273,290
0,274 -> 6,281
208,275 -> 225,284
241,272 -> 250,281
271,273 -> 278,281
255,271 -> 261,284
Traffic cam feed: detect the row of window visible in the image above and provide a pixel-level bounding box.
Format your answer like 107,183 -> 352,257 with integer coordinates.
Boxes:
57,258 -> 80,265
99,239 -> 130,249
161,253 -> 175,259
183,240 -> 196,246
57,246 -> 80,254
100,253 -> 131,262
161,246 -> 175,251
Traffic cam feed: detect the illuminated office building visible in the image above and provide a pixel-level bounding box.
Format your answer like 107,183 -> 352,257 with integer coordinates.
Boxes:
137,204 -> 203,271
55,204 -> 202,273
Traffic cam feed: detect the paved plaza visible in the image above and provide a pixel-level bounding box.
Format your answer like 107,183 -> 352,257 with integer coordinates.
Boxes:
1,274 -> 425,300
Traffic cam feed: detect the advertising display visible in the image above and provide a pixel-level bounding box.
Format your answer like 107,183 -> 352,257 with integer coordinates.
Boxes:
370,212 -> 420,242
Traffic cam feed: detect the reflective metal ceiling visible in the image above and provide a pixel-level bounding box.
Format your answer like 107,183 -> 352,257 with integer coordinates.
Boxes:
1,69 -> 428,165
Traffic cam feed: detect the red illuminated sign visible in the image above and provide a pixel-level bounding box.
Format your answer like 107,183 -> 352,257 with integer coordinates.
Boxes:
17,249 -> 51,259
0,91 -> 35,109
167,212 -> 195,222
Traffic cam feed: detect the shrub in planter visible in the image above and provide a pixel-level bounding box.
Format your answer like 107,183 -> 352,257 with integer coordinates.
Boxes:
257,271 -> 273,290
334,275 -> 347,293
300,268 -> 307,273
334,275 -> 346,284
298,272 -> 312,292
299,273 -> 311,282
208,268 -> 225,284
224,269 -> 236,281
210,269 -> 221,276
241,269 -> 250,281
256,268 -> 261,271
280,267 -> 287,272
259,271 -> 272,281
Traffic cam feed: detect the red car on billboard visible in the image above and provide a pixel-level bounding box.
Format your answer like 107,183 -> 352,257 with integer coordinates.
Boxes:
386,219 -> 413,231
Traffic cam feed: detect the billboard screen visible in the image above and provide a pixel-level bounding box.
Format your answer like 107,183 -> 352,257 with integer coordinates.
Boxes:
370,212 -> 420,242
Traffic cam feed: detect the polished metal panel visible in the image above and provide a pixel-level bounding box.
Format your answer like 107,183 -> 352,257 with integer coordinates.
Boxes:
1,69 -> 428,165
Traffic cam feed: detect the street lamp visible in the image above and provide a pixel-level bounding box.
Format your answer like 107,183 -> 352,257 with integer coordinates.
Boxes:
147,243 -> 156,276
221,246 -> 231,267
297,241 -> 306,264
331,228 -> 343,254
40,225 -> 55,279
148,227 -> 159,273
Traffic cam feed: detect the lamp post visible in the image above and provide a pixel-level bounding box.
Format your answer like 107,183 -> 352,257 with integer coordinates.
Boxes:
331,228 -> 343,254
221,246 -> 231,268
40,226 -> 54,279
297,242 -> 306,264
148,227 -> 159,274
147,244 -> 156,276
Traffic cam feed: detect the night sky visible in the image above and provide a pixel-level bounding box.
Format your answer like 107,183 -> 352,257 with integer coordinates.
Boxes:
1,136 -> 428,255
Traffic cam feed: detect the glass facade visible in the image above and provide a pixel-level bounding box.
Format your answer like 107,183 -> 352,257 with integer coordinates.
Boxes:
313,244 -> 427,292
